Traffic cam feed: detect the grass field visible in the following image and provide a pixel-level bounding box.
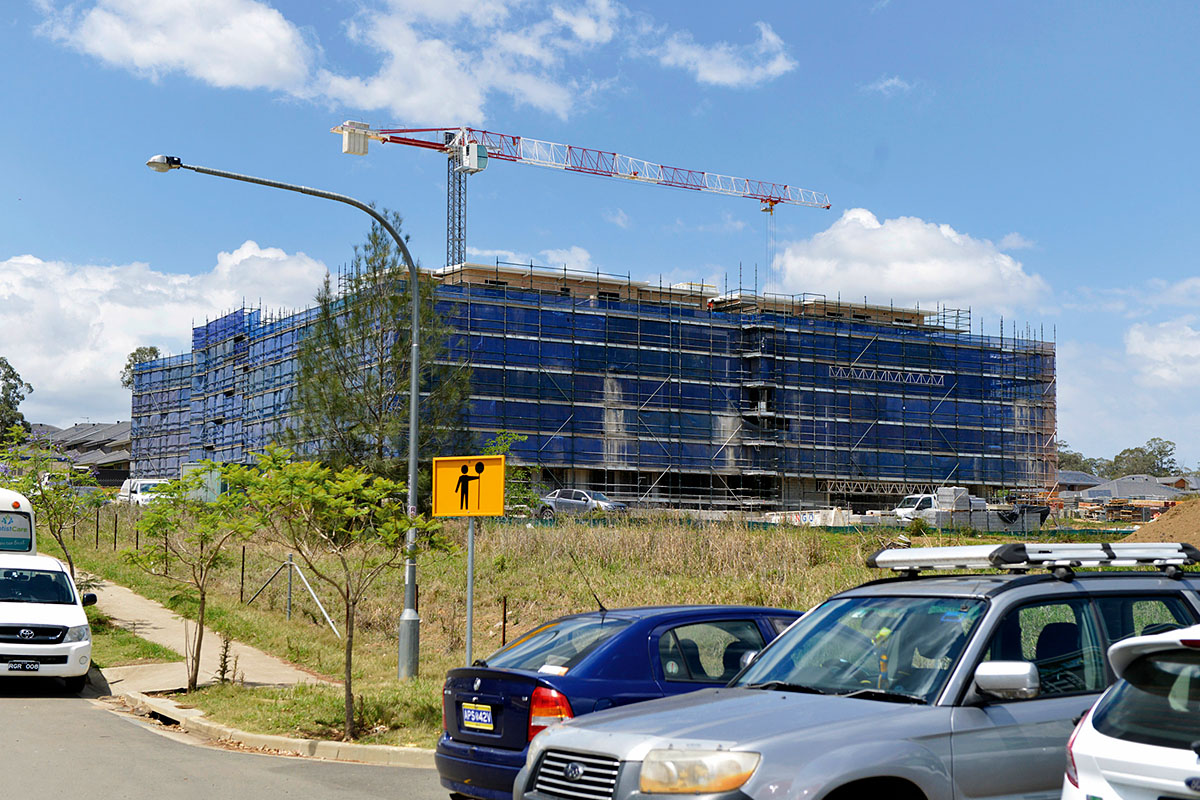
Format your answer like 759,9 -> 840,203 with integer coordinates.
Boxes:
43,507 -> 1122,746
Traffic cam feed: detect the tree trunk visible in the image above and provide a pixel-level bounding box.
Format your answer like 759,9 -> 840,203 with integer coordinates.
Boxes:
343,599 -> 356,741
188,591 -> 206,692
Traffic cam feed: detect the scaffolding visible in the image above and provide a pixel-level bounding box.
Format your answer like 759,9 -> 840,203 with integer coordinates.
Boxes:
130,352 -> 193,477
130,262 -> 1057,512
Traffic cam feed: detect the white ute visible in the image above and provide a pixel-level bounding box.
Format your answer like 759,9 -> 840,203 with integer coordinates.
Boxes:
0,554 -> 96,693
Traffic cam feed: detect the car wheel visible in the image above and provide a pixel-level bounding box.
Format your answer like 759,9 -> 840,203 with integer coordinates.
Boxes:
61,674 -> 88,694
539,507 -> 555,520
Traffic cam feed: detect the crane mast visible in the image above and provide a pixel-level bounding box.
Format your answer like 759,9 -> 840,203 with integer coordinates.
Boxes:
333,121 -> 830,268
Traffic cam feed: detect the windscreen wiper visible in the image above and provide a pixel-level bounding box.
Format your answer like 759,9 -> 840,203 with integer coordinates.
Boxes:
836,688 -> 925,704
743,681 -> 828,695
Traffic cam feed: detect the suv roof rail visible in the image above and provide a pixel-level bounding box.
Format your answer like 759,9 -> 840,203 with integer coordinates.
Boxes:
867,542 -> 1200,580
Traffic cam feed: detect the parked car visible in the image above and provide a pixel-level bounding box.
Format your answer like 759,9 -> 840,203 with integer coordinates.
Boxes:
0,553 -> 97,693
513,542 -> 1200,800
1063,622 -> 1200,800
436,604 -> 802,800
116,477 -> 169,506
537,489 -> 626,519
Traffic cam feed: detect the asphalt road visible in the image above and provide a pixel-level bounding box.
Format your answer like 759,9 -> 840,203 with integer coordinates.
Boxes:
0,680 -> 446,799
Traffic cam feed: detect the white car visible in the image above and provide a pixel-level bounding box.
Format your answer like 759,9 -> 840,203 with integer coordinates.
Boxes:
0,554 -> 96,693
116,478 -> 169,506
1063,622 -> 1200,800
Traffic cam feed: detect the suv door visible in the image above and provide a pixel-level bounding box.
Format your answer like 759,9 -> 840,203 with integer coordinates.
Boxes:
950,597 -> 1106,800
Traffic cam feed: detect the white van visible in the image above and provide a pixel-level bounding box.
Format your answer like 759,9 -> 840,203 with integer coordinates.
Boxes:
116,478 -> 169,506
0,553 -> 95,692
0,487 -> 36,555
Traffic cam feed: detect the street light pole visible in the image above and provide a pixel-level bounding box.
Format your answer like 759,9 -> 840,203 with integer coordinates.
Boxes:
146,154 -> 425,678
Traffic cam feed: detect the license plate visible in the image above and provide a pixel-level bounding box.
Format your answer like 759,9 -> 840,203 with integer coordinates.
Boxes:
461,702 -> 494,731
7,660 -> 39,672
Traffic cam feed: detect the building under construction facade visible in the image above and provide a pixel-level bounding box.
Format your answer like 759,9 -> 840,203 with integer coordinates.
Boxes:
131,262 -> 1057,511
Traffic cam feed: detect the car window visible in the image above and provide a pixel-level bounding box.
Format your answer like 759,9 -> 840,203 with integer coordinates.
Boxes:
485,616 -> 632,673
660,620 -> 766,684
768,616 -> 796,636
982,598 -> 1105,697
0,568 -> 75,604
1093,594 -> 1196,645
1092,649 -> 1200,749
915,497 -> 932,510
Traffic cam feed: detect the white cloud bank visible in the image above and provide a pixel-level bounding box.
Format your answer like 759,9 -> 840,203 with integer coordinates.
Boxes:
773,208 -> 1049,313
38,1 -> 795,124
0,243 -> 327,427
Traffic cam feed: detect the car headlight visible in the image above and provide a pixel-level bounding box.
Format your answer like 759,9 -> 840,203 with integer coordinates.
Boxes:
63,625 -> 90,643
640,749 -> 760,794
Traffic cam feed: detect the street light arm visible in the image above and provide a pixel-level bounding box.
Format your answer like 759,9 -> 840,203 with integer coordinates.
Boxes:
148,154 -> 425,678
177,162 -> 418,273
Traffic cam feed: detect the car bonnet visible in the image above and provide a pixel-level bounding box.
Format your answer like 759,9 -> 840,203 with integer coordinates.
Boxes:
532,686 -> 946,763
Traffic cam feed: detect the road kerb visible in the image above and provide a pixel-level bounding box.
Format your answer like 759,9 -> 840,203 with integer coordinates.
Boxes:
119,691 -> 436,768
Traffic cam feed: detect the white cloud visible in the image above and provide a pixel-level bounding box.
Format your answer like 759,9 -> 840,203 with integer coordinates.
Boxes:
999,232 -> 1036,250
540,246 -> 593,272
1125,318 -> 1200,386
0,243 -> 326,427
466,247 -> 531,264
862,74 -> 914,97
656,22 -> 796,88
39,0 -> 313,92
603,208 -> 631,228
38,2 -> 791,123
773,208 -> 1050,313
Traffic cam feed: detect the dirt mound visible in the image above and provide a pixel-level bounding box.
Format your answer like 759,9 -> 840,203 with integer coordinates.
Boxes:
1123,497 -> 1200,549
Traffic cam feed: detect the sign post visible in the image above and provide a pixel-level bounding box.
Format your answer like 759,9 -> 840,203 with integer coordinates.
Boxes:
433,455 -> 505,665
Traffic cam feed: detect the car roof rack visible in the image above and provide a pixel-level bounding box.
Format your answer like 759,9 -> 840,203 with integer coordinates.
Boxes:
866,542 -> 1200,581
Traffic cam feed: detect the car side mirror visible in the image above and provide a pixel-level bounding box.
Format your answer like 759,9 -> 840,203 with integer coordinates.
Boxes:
740,650 -> 759,670
80,593 -> 98,607
974,661 -> 1039,701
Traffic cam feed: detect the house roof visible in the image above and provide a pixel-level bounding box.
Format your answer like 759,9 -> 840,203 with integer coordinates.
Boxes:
1078,474 -> 1186,501
1056,469 -> 1103,488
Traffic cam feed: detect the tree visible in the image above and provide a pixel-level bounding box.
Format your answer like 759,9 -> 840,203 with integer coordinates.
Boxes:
1106,437 -> 1179,478
0,425 -> 100,579
0,357 -> 32,433
482,431 -> 547,512
285,211 -> 472,497
1056,440 -> 1105,476
128,463 -> 253,692
232,446 -> 445,740
120,346 -> 162,389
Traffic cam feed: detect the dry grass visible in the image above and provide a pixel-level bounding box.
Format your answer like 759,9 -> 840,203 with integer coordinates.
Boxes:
45,508 -> 1077,746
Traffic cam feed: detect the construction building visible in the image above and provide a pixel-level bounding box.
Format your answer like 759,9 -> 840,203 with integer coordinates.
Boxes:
131,262 -> 1057,511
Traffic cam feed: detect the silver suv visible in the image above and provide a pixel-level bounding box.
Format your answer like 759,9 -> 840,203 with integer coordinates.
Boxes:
514,543 -> 1200,800
538,489 -> 627,519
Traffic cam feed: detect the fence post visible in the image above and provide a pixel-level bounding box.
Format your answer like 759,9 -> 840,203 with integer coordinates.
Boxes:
501,595 -> 508,646
94,509 -> 99,548
113,508 -> 118,550
239,546 -> 246,603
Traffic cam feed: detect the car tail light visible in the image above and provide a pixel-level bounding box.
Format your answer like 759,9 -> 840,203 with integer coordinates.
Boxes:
1065,708 -> 1089,788
528,686 -> 573,741
1181,639 -> 1200,648
442,686 -> 450,732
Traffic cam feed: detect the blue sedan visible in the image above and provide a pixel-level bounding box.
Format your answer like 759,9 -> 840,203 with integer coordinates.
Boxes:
435,604 -> 802,800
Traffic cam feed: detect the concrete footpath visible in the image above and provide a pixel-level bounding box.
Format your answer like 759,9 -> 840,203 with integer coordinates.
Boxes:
92,577 -> 326,694
89,577 -> 437,768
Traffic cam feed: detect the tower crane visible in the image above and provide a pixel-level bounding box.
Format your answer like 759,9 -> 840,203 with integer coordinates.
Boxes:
332,121 -> 831,269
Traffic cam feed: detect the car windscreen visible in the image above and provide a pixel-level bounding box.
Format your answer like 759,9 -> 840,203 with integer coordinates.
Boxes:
896,497 -> 919,509
1092,649 -> 1200,749
733,595 -> 987,703
484,616 -> 633,673
0,512 -> 34,552
0,568 -> 75,604
590,491 -> 612,502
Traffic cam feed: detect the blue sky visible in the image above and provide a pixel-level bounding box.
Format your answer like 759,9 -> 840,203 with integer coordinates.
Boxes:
2,1 -> 1198,467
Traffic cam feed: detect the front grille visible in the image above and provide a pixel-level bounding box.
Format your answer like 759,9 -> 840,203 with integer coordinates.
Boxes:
533,750 -> 620,800
0,654 -> 68,664
0,625 -> 66,645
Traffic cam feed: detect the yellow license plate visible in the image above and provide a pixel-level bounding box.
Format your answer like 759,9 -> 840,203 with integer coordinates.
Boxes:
461,702 -> 494,731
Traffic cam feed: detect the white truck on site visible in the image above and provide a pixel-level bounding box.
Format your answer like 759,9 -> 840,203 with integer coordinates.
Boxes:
892,486 -> 1047,530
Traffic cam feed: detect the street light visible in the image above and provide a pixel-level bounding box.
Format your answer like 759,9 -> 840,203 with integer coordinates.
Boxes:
146,154 -> 425,679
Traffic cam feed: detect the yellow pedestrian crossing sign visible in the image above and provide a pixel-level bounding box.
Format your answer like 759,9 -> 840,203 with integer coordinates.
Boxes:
432,455 -> 506,517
